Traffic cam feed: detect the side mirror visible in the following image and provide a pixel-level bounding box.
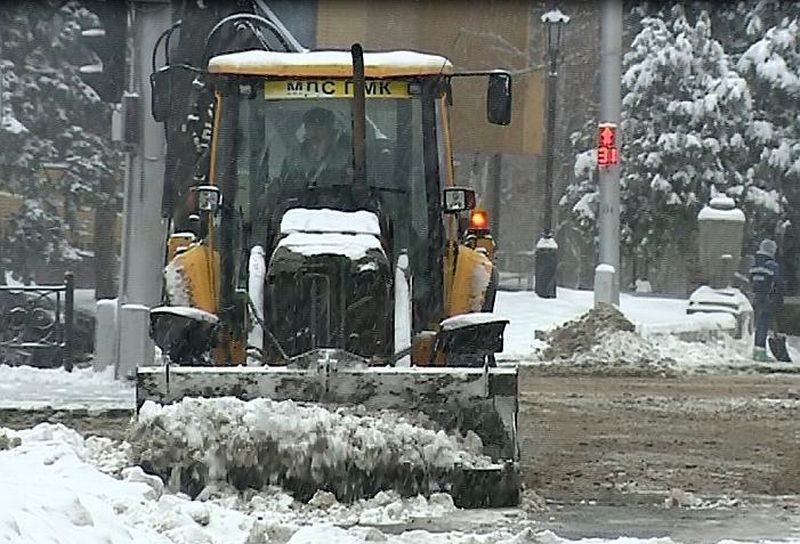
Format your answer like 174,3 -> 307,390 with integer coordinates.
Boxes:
443,187 -> 477,214
487,72 -> 512,126
150,66 -> 172,123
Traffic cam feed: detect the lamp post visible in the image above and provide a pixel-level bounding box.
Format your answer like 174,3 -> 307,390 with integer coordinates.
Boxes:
41,161 -> 70,184
535,7 -> 569,299
41,162 -> 72,239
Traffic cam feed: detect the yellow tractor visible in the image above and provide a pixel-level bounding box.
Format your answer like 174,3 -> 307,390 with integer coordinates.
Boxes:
138,12 -> 519,507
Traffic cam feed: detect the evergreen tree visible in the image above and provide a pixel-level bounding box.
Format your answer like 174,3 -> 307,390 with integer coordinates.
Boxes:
562,7 -> 763,282
737,4 -> 800,290
0,0 -> 121,284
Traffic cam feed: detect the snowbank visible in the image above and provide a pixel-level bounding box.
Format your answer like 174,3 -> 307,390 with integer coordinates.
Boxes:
523,305 -> 797,374
530,306 -> 675,376
131,397 -> 489,501
496,288 -> 740,362
2,421 -> 796,543
0,364 -> 134,410
0,423 -> 257,544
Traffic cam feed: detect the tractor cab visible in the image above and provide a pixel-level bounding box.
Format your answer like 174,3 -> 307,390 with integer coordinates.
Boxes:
156,48 -> 512,366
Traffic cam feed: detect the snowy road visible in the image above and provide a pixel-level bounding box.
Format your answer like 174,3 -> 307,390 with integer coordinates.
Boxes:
2,421 -> 800,544
2,288 -> 800,542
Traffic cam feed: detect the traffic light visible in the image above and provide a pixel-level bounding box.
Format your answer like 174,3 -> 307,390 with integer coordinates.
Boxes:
78,1 -> 127,103
597,123 -> 619,168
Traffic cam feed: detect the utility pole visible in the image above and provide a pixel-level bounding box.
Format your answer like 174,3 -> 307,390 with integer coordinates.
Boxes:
114,0 -> 170,378
595,0 -> 622,306
0,45 -> 4,126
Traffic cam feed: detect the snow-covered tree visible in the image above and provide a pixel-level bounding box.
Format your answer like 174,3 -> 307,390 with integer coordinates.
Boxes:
0,1 -> 121,287
736,4 -> 800,290
737,10 -> 800,203
562,7 -> 764,281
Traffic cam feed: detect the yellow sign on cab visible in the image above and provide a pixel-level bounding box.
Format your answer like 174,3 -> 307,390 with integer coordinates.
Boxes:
264,79 -> 411,99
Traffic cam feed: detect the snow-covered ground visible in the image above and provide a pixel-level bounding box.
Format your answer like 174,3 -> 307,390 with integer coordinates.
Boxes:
0,421 -> 543,543
0,364 -> 134,410
496,288 -> 734,360
496,288 -> 800,370
1,288 -> 799,543
2,422 -> 798,544
0,287 -> 794,410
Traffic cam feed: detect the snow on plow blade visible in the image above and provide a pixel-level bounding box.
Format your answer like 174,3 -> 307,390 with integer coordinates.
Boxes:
135,353 -> 519,507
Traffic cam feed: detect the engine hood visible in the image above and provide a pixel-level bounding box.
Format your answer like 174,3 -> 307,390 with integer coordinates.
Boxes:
269,208 -> 386,274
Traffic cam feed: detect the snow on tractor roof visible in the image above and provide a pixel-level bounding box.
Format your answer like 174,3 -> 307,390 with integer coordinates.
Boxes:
208,49 -> 454,78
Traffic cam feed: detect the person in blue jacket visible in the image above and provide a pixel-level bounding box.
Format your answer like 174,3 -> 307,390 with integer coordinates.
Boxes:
749,239 -> 785,361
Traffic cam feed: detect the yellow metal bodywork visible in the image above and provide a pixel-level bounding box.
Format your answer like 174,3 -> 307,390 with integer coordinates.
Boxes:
415,96 -> 498,365
474,236 -> 496,260
166,243 -> 220,315
439,96 -> 495,321
168,233 -> 196,262
445,246 -> 493,317
163,89 -> 248,365
263,79 -> 411,99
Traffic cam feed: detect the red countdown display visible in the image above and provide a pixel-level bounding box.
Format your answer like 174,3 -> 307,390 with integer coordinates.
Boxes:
597,123 -> 619,168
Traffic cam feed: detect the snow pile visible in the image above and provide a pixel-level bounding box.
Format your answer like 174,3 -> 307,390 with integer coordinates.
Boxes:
2,421 -> 793,543
539,304 -> 635,361
0,423 -> 258,544
495,288 -> 735,361
567,330 -> 675,376
131,397 -> 490,502
531,304 -> 774,375
2,423 -> 133,477
653,333 -> 750,368
664,488 -> 741,510
356,491 -> 455,525
0,429 -> 21,450
246,488 -> 457,527
178,483 -> 461,536
529,302 -> 675,375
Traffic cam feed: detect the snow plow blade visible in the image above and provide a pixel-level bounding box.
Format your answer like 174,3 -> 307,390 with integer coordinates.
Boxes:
135,357 -> 519,507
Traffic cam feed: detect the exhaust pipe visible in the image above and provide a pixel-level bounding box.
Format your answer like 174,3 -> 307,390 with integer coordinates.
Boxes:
351,43 -> 367,187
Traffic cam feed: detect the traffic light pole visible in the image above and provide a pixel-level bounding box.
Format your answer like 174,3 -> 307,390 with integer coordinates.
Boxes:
595,0 -> 622,306
114,0 -> 171,379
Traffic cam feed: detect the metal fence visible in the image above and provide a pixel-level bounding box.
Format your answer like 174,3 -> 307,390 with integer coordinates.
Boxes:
0,272 -> 74,370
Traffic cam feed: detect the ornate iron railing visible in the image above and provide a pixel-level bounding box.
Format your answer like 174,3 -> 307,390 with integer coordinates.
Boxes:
0,272 -> 74,370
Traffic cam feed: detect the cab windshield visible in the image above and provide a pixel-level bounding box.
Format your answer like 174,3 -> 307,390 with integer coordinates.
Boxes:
230,79 -> 428,256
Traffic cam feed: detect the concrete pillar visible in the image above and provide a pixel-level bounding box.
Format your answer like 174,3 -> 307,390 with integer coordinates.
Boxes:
118,303 -> 154,378
93,298 -> 117,371
114,1 -> 171,379
594,263 -> 616,307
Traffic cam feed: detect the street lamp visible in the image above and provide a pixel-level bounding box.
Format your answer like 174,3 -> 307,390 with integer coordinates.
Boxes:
41,162 -> 70,185
535,7 -> 570,299
41,161 -> 73,239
